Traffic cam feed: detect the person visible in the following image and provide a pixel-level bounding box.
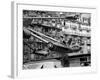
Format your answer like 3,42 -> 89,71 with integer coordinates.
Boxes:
67,37 -> 73,46
60,55 -> 69,67
60,36 -> 66,45
41,65 -> 44,69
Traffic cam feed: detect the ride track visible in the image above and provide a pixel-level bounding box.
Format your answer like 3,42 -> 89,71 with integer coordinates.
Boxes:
23,27 -> 82,54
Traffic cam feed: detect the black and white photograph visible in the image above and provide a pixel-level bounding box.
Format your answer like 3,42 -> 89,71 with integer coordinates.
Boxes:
10,1 -> 97,78
23,10 -> 91,69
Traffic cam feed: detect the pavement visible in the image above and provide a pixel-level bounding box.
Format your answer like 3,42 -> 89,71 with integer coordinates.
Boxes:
23,59 -> 63,69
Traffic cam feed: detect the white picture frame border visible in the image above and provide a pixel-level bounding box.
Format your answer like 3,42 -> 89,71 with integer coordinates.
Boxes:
11,1 -> 97,78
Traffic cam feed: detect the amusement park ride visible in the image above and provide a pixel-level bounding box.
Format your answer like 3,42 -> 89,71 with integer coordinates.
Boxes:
23,14 -> 91,68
